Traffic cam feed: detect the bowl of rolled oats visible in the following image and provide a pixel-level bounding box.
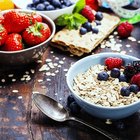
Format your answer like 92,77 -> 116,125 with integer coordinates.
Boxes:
67,52 -> 140,119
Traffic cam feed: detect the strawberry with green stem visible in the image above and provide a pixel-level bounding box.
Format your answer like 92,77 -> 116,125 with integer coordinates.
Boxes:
22,22 -> 51,46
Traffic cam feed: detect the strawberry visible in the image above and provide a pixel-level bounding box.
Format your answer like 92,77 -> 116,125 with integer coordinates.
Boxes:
117,22 -> 134,38
0,24 -> 8,46
3,11 -> 32,33
86,0 -> 99,11
30,13 -> 43,24
4,33 -> 23,51
0,15 -> 4,24
131,73 -> 140,88
105,57 -> 123,70
81,5 -> 95,22
22,22 -> 51,46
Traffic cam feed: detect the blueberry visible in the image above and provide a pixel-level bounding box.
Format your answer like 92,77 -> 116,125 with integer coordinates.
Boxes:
43,1 -> 50,6
61,4 -> 66,8
63,0 -> 73,6
82,22 -> 92,32
97,71 -> 109,81
80,27 -> 87,35
27,3 -> 35,9
69,101 -> 81,114
67,95 -> 75,106
32,0 -> 40,4
91,27 -> 99,34
51,0 -> 61,7
36,3 -> 45,10
129,84 -> 139,93
110,68 -> 120,78
120,87 -> 131,96
119,74 -> 127,82
95,12 -> 103,21
46,5 -> 55,10
95,20 -> 101,26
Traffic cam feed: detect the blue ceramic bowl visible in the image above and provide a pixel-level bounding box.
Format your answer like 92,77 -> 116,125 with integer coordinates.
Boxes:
67,53 -> 140,120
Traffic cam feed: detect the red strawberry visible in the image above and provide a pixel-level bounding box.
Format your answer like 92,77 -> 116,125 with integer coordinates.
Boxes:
0,24 -> 8,46
3,11 -> 32,33
131,73 -> 140,88
4,33 -> 23,51
86,0 -> 99,11
22,22 -> 51,46
0,15 -> 4,24
117,22 -> 134,38
81,5 -> 95,22
105,57 -> 123,70
30,13 -> 43,23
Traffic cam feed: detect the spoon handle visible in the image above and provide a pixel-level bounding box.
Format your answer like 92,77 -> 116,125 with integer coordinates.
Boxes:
68,117 -> 119,140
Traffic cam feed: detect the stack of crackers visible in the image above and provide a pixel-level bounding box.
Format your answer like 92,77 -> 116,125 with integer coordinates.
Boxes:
51,11 -> 120,56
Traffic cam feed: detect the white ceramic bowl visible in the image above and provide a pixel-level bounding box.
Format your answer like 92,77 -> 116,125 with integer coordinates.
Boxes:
12,0 -> 78,20
66,53 -> 140,120
0,9 -> 56,66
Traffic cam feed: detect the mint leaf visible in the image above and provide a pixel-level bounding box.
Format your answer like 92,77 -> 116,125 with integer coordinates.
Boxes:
73,0 -> 85,13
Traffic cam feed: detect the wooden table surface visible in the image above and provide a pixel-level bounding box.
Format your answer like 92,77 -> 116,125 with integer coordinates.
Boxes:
0,22 -> 140,140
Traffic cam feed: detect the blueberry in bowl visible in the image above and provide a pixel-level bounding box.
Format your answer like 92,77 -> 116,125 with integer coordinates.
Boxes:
66,53 -> 140,120
12,0 -> 78,20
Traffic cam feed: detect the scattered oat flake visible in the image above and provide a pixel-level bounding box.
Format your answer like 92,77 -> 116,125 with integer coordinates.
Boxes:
8,74 -> 14,77
46,72 -> 51,76
64,69 -> 68,72
58,65 -> 61,68
70,54 -> 74,57
48,62 -> 55,69
59,61 -> 64,64
12,90 -> 19,93
126,44 -> 131,48
128,36 -> 136,42
37,60 -> 42,63
120,51 -> 126,54
63,57 -> 66,60
41,86 -> 46,89
20,78 -> 25,81
51,73 -> 55,76
47,78 -> 51,81
113,31 -> 118,35
39,64 -> 49,71
129,50 -> 132,52
26,76 -> 31,81
46,59 -> 52,62
138,40 -> 140,43
38,79 -> 43,82
25,71 -> 29,74
55,57 -> 59,60
55,93 -> 58,96
59,98 -> 62,101
12,79 -> 16,82
31,69 -> 35,74
50,51 -> 54,54
18,96 -> 22,99
32,91 -> 39,94
1,79 -> 5,82
105,119 -> 112,124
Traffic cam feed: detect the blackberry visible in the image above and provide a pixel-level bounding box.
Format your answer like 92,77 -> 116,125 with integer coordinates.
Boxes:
123,65 -> 137,81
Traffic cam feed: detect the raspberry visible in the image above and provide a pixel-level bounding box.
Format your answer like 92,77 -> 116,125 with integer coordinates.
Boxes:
105,57 -> 123,70
81,5 -> 95,22
130,73 -> 140,88
117,22 -> 134,38
86,0 -> 99,11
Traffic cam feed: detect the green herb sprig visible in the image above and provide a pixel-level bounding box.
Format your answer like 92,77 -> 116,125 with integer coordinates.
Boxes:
56,0 -> 87,29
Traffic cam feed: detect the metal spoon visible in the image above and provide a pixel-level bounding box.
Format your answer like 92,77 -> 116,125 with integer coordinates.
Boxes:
32,93 -> 119,140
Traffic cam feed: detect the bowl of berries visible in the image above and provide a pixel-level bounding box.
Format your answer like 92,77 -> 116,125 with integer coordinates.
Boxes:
67,53 -> 140,119
12,0 -> 78,20
0,9 -> 55,65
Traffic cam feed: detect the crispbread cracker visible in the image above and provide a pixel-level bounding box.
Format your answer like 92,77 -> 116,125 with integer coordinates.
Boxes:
51,12 -> 120,56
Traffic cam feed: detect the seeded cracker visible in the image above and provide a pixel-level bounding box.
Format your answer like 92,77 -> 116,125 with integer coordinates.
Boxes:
51,11 -> 120,56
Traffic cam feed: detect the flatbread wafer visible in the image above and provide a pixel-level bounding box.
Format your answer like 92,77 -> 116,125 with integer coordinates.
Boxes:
51,12 -> 120,56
